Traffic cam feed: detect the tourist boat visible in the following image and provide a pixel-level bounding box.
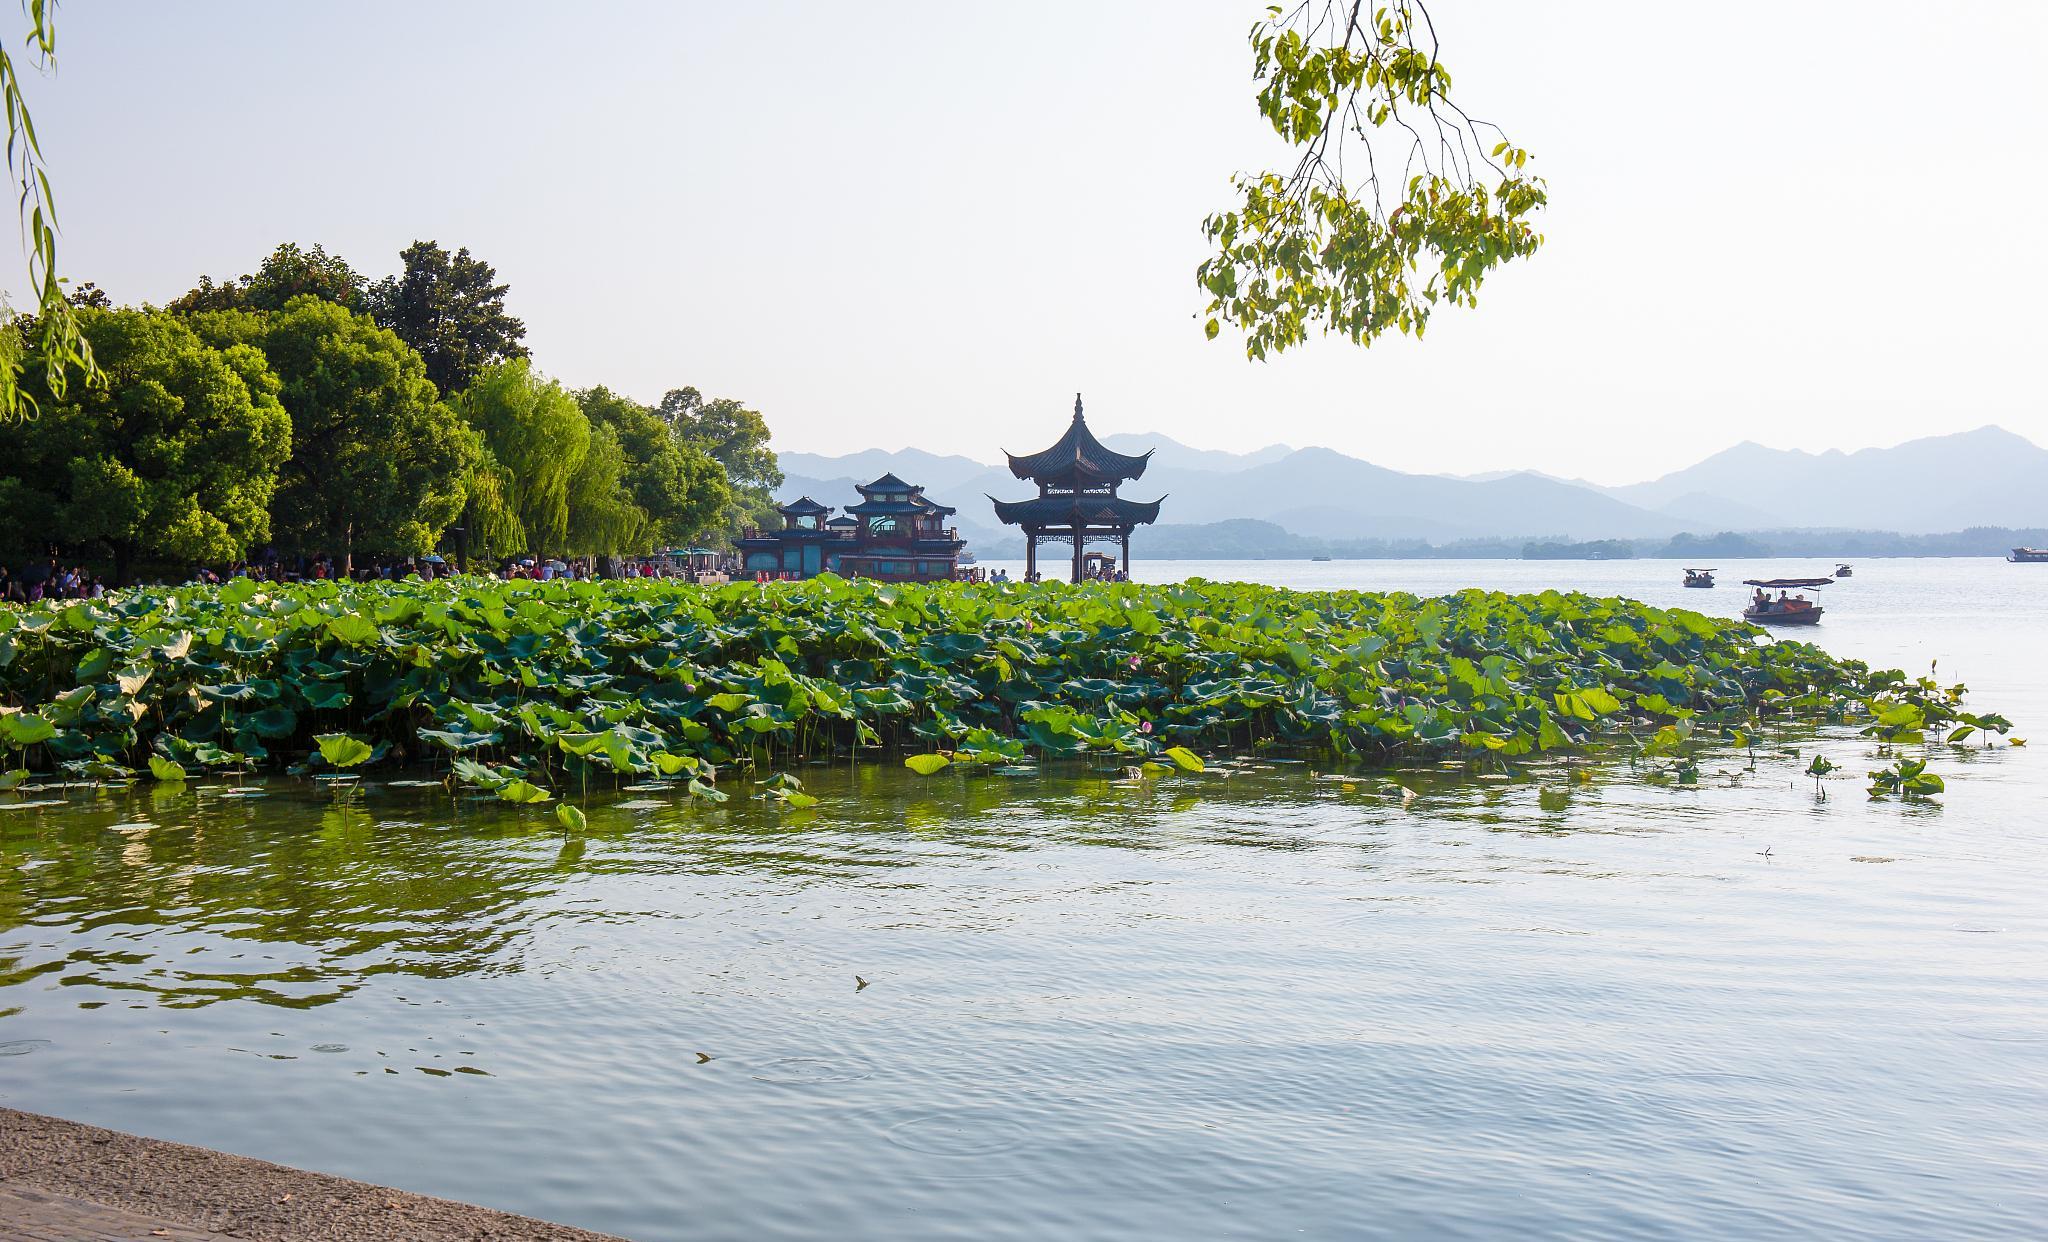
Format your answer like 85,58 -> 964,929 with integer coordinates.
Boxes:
1682,568 -> 1715,588
1744,602 -> 1823,626
1741,577 -> 1828,626
1835,563 -> 1853,578
1311,555 -> 1332,562
2011,547 -> 2048,563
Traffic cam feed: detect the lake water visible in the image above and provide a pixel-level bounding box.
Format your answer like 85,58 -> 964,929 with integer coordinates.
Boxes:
3,558 -> 2044,1240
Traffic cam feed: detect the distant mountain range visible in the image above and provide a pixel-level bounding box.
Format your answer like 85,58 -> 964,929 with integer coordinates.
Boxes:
774,425 -> 2048,558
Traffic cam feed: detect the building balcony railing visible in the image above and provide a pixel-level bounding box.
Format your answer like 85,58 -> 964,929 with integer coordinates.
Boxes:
741,525 -> 961,543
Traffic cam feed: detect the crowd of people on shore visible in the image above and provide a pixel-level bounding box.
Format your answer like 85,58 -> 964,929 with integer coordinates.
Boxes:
0,559 -> 109,602
0,549 -> 744,602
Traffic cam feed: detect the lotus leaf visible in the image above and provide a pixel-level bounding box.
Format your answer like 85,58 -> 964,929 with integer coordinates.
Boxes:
315,733 -> 374,769
497,779 -> 553,804
0,578 -> 2005,805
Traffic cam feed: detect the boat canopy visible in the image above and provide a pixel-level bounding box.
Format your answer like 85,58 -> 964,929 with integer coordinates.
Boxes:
1742,577 -> 1834,589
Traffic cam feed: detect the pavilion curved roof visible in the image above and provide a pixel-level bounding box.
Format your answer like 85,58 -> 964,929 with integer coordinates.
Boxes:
777,495 -> 832,516
858,472 -> 917,496
1004,394 -> 1151,484
986,493 -> 1165,529
846,495 -> 957,518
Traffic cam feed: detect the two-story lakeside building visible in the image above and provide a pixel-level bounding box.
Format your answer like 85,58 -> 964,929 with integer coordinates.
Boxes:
736,473 -> 971,581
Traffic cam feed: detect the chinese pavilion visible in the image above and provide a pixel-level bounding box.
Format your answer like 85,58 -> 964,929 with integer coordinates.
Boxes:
989,394 -> 1164,582
736,473 -> 970,581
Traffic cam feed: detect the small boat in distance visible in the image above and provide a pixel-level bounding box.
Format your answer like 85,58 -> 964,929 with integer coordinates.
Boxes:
1835,563 -> 1853,578
1311,555 -> 1332,562
1683,568 -> 1715,588
2011,547 -> 2048,563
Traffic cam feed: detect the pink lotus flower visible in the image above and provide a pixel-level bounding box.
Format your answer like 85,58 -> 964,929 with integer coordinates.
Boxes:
1139,720 -> 1153,734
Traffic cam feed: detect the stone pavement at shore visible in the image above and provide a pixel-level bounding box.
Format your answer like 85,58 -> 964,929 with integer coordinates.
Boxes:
0,1108 -> 631,1242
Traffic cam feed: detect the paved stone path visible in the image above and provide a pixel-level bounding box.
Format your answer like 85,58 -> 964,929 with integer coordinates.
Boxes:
0,1184 -> 217,1241
0,1107 -> 631,1241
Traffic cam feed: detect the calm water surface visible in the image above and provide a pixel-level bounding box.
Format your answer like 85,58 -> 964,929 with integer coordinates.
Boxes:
3,558 -> 2044,1240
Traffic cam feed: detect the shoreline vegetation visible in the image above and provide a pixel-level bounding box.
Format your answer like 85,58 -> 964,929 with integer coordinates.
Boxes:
958,519 -> 2048,563
0,242 -> 783,591
0,577 -> 2009,802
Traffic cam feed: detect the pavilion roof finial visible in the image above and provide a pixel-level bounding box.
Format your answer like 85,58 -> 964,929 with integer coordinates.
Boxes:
1074,392 -> 1084,422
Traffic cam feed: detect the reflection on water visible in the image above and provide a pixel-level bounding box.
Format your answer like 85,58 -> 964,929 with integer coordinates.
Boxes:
2,557 -> 2046,1242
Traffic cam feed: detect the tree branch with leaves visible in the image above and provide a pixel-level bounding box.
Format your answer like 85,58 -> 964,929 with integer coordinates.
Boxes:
1199,1 -> 1546,359
0,0 -> 97,419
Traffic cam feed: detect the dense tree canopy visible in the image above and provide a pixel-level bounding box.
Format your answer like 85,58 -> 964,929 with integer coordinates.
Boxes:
578,386 -> 732,551
366,241 -> 528,394
0,309 -> 290,580
11,237 -> 769,573
166,242 -> 366,315
189,296 -> 480,561
655,386 -> 780,538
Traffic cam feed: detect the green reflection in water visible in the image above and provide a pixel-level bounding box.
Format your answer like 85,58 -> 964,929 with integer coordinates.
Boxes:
0,734 -> 1877,1013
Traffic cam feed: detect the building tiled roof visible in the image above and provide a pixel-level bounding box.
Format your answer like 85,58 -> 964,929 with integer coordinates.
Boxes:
859,472 -> 917,495
1003,394 -> 1150,484
845,497 -> 957,518
986,493 -> 1164,528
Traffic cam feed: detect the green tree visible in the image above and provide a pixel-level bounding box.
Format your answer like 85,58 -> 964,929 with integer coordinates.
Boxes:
1199,1 -> 1545,358
168,242 -> 365,315
366,241 -> 527,394
190,297 -> 479,564
456,360 -> 586,556
0,308 -> 290,581
577,386 -> 732,549
656,386 -> 780,539
563,422 -> 646,555
457,446 -> 527,561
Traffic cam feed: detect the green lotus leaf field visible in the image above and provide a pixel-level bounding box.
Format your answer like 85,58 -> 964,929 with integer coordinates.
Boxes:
0,576 -> 2006,795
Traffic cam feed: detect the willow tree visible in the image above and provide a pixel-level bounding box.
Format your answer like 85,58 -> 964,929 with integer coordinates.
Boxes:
456,360 -> 588,557
1199,2 -> 1546,358
0,5 -> 97,419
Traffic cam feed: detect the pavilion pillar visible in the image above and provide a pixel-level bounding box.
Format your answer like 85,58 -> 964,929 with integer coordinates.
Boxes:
1071,529 -> 1084,584
1121,530 -> 1131,579
1025,531 -> 1037,580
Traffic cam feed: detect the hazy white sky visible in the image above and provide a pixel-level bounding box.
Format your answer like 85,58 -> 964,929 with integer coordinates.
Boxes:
26,2 -> 2048,483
